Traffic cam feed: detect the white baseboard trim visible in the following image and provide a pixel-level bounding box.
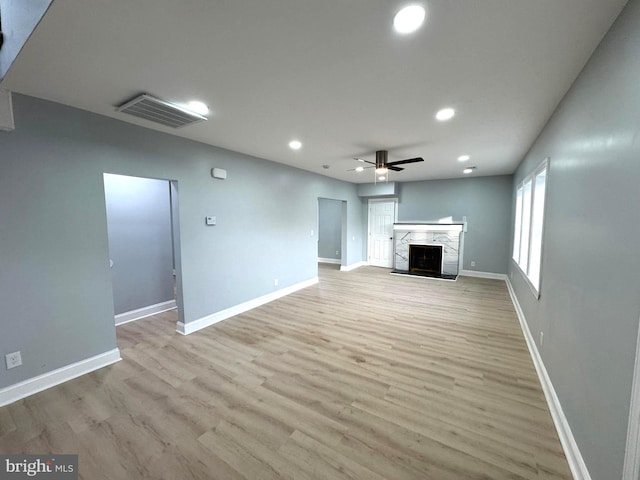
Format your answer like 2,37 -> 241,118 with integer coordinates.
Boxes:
0,348 -> 121,407
318,257 -> 341,265
459,270 -> 507,280
115,299 -> 177,326
340,261 -> 368,272
177,277 -> 319,336
506,278 -> 590,480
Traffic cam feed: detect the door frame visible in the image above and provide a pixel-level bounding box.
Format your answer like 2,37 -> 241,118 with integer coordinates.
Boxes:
316,197 -> 347,267
103,173 -> 184,333
367,198 -> 398,267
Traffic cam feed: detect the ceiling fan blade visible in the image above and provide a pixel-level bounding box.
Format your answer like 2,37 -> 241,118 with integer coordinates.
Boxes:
353,157 -> 376,165
388,166 -> 404,172
346,166 -> 374,171
386,157 -> 424,166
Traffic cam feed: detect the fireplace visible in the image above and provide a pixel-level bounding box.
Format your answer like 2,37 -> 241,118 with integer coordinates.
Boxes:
409,245 -> 443,276
392,223 -> 462,280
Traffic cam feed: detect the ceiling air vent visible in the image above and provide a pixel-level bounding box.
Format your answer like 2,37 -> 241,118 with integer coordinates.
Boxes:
116,93 -> 207,128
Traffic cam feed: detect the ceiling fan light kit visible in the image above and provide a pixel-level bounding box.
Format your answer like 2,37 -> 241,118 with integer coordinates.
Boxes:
352,150 -> 424,182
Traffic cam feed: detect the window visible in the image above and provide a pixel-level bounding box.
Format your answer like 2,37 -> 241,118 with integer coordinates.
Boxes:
513,159 -> 548,296
513,188 -> 522,261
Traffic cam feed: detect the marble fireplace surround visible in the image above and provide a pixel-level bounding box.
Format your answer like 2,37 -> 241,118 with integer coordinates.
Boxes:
392,223 -> 464,279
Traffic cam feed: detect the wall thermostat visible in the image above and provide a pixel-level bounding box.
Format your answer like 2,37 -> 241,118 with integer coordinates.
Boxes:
205,216 -> 216,226
211,168 -> 227,180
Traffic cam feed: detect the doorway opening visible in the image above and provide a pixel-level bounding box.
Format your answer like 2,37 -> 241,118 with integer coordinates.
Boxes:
103,173 -> 183,338
317,198 -> 346,268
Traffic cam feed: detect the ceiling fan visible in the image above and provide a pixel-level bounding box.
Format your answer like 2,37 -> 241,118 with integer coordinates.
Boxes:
349,150 -> 424,176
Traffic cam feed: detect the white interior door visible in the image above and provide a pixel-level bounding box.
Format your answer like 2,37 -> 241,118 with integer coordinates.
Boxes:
368,200 -> 396,267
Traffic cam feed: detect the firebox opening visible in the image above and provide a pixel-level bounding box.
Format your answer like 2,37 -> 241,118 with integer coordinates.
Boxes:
409,244 -> 443,276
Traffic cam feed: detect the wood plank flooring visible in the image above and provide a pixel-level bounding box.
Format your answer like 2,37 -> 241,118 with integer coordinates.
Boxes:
0,265 -> 571,479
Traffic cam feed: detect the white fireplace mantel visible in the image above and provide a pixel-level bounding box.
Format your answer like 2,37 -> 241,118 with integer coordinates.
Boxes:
393,223 -> 463,232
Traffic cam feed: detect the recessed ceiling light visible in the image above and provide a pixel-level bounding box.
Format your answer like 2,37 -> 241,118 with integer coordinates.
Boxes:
289,140 -> 302,150
463,166 -> 476,174
394,5 -> 426,34
186,101 -> 209,116
458,155 -> 470,162
436,108 -> 455,121
355,166 -> 364,172
378,175 -> 387,181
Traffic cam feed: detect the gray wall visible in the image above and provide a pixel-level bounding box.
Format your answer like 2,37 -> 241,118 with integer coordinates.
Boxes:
0,94 -> 365,388
104,174 -> 174,315
357,182 -> 397,197
508,0 -> 640,477
318,198 -> 342,260
398,175 -> 513,274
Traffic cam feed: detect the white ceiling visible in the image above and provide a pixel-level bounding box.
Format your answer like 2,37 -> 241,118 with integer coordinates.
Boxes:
2,0 -> 627,183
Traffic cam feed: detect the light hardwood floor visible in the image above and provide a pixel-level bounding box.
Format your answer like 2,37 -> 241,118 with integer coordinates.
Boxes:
0,264 -> 571,479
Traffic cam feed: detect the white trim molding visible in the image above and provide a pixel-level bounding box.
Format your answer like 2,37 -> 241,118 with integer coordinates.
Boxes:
506,278 -> 591,480
0,348 -> 121,407
115,299 -> 177,326
340,261 -> 368,272
177,277 -> 319,336
318,257 -> 341,265
459,270 -> 507,280
622,314 -> 640,480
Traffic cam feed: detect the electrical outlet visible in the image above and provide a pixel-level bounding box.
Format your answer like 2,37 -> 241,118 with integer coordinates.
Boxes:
470,261 -> 476,267
336,250 -> 339,256
6,351 -> 22,369
540,332 -> 544,346
274,279 -> 278,286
